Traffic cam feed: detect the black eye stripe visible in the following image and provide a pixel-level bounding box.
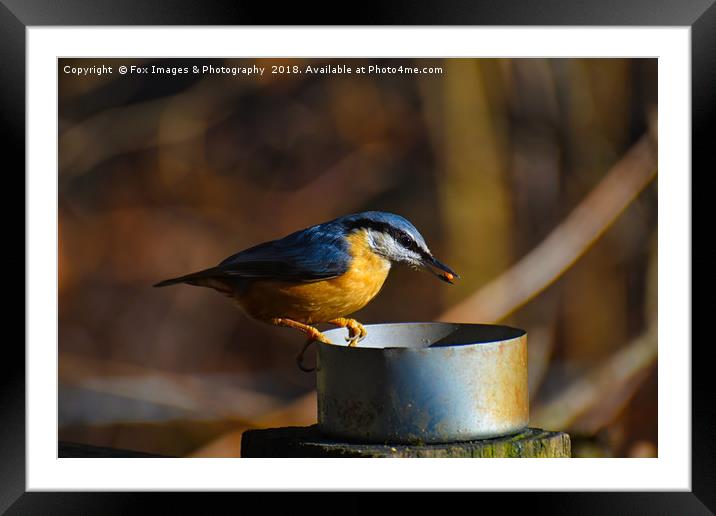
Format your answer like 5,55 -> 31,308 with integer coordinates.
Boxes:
395,231 -> 418,251
394,232 -> 431,260
344,218 -> 430,259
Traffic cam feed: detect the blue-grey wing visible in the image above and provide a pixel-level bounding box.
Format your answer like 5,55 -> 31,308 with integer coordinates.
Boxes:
216,225 -> 351,282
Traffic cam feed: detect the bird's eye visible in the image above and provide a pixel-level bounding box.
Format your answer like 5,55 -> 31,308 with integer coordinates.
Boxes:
398,233 -> 413,247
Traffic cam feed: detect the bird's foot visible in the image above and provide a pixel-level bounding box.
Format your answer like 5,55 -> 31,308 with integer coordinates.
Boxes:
328,318 -> 368,347
296,330 -> 331,373
269,318 -> 331,372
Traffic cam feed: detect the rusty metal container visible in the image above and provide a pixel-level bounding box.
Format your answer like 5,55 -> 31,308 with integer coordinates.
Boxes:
316,322 -> 528,444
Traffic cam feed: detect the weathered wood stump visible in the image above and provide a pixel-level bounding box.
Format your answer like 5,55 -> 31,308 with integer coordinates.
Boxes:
241,425 -> 570,458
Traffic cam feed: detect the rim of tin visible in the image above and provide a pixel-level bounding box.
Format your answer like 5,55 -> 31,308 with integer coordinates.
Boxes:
319,322 -> 526,352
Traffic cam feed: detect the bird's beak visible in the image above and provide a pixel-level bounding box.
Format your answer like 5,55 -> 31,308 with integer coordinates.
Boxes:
422,255 -> 460,284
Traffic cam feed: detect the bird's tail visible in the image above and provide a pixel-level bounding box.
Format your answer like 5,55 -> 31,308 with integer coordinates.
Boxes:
153,267 -> 224,288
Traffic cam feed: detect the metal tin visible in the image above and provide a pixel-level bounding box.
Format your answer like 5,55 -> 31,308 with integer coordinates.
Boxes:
317,322 -> 528,444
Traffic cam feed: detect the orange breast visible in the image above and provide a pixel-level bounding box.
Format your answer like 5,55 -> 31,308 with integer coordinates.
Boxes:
236,230 -> 391,324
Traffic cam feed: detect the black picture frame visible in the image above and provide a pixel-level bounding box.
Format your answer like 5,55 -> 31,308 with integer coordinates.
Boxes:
3,1 -> 711,513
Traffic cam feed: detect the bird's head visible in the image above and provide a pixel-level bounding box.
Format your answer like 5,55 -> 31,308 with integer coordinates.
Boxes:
339,211 -> 460,284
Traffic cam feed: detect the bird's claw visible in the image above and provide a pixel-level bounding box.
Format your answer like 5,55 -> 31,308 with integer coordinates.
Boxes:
296,343 -> 316,372
296,331 -> 331,372
344,334 -> 366,345
344,324 -> 368,347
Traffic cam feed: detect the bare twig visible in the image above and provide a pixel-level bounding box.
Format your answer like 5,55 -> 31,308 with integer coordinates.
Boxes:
439,134 -> 657,323
530,323 -> 657,432
60,75 -> 246,178
59,352 -> 286,421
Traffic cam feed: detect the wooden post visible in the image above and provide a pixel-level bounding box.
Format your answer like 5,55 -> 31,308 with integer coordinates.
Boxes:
241,425 -> 570,458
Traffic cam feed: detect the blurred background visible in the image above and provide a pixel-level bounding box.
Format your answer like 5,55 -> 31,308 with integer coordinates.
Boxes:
58,58 -> 657,458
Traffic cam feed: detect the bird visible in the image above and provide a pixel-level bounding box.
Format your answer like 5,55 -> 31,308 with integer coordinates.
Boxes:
154,211 -> 459,370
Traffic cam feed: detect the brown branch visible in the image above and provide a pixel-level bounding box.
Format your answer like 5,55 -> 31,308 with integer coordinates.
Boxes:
439,134 -> 657,323
59,352 -> 286,421
530,323 -> 657,432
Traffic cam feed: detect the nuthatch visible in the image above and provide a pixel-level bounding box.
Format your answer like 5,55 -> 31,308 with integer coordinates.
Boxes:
154,211 -> 459,369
